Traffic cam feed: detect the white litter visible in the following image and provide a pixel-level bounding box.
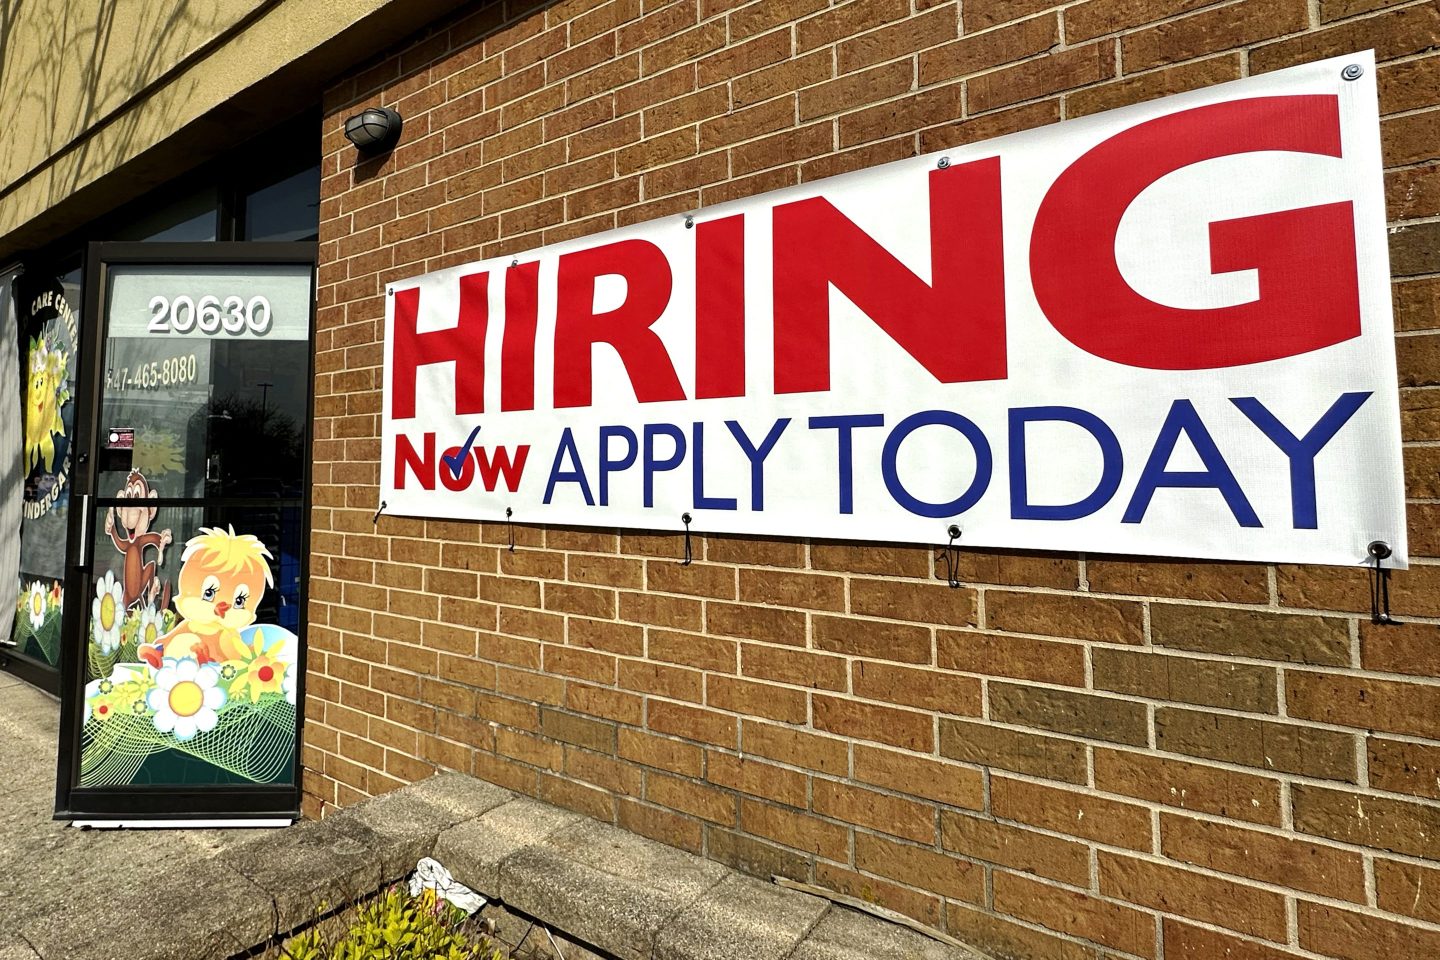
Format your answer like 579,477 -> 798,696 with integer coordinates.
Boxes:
409,856 -> 487,915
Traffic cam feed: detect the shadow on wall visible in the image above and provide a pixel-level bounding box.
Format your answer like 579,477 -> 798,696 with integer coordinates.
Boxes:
0,0 -> 266,221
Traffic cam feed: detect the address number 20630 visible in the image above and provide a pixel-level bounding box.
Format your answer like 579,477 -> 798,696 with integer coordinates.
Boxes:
148,294 -> 272,335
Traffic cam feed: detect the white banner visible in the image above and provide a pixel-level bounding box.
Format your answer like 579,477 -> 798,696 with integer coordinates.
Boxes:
382,52 -> 1407,567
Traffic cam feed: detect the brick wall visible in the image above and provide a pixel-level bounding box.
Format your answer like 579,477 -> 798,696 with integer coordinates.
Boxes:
307,1 -> 1440,957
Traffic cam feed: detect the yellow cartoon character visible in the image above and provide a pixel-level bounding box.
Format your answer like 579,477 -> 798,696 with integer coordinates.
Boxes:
24,338 -> 68,474
140,525 -> 273,667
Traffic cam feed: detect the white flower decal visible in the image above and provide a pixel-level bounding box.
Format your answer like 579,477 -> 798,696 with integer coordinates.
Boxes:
91,571 -> 124,654
282,662 -> 297,705
135,605 -> 163,649
26,581 -> 46,630
146,657 -> 226,741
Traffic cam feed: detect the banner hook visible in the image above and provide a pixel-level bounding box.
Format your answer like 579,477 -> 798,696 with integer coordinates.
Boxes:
372,500 -> 388,526
505,507 -> 515,552
1368,540 -> 1398,626
680,513 -> 694,566
942,524 -> 962,589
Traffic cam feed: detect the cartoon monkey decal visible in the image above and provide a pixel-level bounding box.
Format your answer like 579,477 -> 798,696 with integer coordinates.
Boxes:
104,471 -> 173,610
139,525 -> 273,667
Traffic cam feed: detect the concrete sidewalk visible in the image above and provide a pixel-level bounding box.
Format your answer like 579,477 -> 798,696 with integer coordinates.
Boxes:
0,671 -> 273,959
1,672 -> 988,960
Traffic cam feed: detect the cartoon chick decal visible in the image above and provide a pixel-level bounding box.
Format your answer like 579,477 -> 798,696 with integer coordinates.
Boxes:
25,337 -> 69,474
140,525 -> 273,667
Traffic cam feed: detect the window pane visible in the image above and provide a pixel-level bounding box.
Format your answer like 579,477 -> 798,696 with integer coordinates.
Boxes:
112,188 -> 219,242
244,166 -> 320,242
14,266 -> 82,668
80,502 -> 302,787
97,264 -> 313,499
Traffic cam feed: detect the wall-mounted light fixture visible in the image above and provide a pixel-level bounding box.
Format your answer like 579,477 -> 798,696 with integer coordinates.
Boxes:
343,106 -> 403,153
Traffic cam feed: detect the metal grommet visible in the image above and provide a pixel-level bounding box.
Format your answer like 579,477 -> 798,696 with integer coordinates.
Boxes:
1342,63 -> 1364,81
937,157 -> 951,169
1368,540 -> 1393,561
684,215 -> 694,229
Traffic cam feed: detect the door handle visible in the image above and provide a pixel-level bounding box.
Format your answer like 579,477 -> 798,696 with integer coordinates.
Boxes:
76,494 -> 91,570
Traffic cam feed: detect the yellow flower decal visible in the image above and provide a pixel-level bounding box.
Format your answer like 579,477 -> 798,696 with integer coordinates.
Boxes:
229,651 -> 287,702
24,337 -> 68,475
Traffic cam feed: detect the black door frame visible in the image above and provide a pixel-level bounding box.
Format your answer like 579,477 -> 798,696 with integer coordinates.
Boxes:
55,240 -> 317,820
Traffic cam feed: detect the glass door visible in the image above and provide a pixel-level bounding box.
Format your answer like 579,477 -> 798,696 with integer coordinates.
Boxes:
6,262 -> 84,695
56,242 -> 315,820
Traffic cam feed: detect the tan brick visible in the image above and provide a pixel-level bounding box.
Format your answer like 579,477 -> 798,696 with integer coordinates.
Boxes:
1094,748 -> 1282,825
1277,558 -> 1440,618
1298,901 -> 1440,960
540,707 -> 617,754
649,629 -> 737,673
740,643 -> 847,691
814,695 -> 933,751
705,752 -> 806,807
1369,736 -> 1440,801
920,15 -> 1058,86
816,862 -> 943,928
706,675 -> 807,724
706,826 -> 808,882
943,548 -> 1079,590
811,542 -> 932,578
969,42 -> 1114,114
618,728 -> 702,777
1124,0 -> 1307,73
1251,2 -> 1440,73
992,776 -> 1152,850
565,747 -> 642,797
989,683 -> 1149,746
1064,0 -> 1211,43
939,717 -> 1088,784
618,798 -> 703,854
814,778 -> 936,843
738,568 -> 845,611
838,82 -> 965,148
993,871 -> 1156,958
1151,604 -> 1349,666
1294,783 -> 1440,859
741,798 -> 849,861
1090,560 -> 1267,603
936,630 -> 1086,685
813,615 -> 932,664
646,559 -> 737,600
945,899 -> 1095,960
645,771 -> 736,825
1100,852 -> 1287,942
1162,813 -> 1366,902
1361,620 -> 1440,677
799,60 -> 914,121
965,0 -> 1059,30
1155,707 -> 1356,782
1162,918 -> 1306,960
1092,648 -> 1277,713
850,662 -> 982,715
986,591 -> 1144,644
849,577 -> 977,628
647,700 -> 738,748
940,811 -> 1090,886
855,832 -> 984,903
707,601 -> 808,647
1287,670 -> 1440,739
852,745 -> 985,810
1376,857 -> 1440,924
742,720 -> 849,776
1068,54 -> 1242,117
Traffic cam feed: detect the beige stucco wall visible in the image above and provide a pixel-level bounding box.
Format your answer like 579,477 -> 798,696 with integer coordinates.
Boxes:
0,0 -> 464,257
